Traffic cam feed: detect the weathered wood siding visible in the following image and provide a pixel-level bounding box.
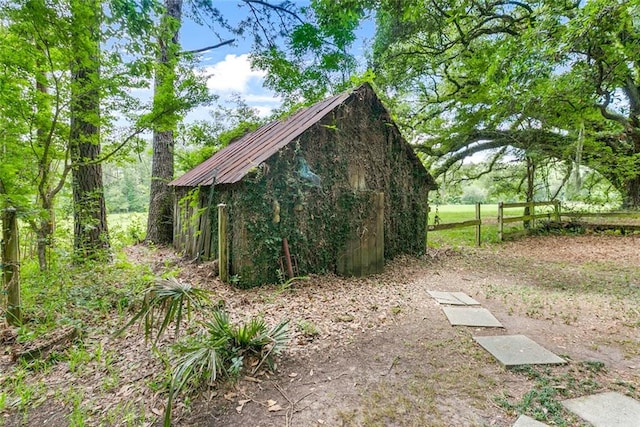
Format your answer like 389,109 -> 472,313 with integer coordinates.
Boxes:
173,187 -> 213,260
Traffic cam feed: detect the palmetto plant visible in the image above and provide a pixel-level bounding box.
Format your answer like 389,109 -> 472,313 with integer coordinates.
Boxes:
164,311 -> 290,427
115,277 -> 211,344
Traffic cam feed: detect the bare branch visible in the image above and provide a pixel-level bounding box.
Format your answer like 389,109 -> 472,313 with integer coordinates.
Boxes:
181,38 -> 235,55
241,0 -> 305,25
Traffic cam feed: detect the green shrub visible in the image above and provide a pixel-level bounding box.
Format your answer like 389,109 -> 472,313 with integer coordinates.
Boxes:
164,311 -> 289,426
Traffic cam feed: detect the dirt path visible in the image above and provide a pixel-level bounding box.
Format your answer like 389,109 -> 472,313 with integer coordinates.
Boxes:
178,234 -> 640,427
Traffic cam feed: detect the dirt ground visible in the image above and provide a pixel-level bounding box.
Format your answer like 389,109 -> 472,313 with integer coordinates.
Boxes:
2,234 -> 640,426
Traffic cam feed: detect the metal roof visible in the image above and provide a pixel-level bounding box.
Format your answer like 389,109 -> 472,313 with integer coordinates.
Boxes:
169,86 -> 358,187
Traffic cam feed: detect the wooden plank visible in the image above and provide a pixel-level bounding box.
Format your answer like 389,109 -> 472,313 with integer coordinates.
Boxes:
502,213 -> 552,224
502,201 -> 557,208
429,219 -> 481,231
345,235 -> 354,276
561,211 -> 640,218
218,204 -> 228,282
337,192 -> 384,277
376,192 -> 384,273
546,221 -> 640,232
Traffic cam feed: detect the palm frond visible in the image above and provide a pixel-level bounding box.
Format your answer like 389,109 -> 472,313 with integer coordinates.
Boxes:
164,333 -> 228,427
114,277 -> 211,344
163,310 -> 290,426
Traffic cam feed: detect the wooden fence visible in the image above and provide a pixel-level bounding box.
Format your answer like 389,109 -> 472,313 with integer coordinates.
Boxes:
427,202 -> 482,246
426,200 -> 640,246
497,200 -> 560,241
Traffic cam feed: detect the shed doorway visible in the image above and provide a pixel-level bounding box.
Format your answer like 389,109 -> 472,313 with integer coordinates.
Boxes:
337,192 -> 384,276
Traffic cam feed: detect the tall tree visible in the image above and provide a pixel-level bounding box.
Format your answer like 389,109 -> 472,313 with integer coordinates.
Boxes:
368,0 -> 640,207
2,0 -> 200,262
307,0 -> 640,207
0,0 -> 72,269
145,0 -> 357,244
69,0 -> 109,258
146,0 -> 184,244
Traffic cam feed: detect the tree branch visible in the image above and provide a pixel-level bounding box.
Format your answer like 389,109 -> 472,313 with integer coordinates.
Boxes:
181,39 -> 235,55
241,0 -> 305,25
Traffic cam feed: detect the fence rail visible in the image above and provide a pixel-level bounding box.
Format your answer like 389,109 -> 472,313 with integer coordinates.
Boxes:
426,200 -> 640,246
497,200 -> 560,241
427,203 -> 482,246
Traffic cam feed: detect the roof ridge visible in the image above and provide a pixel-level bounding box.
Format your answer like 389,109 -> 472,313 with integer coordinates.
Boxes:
169,84 -> 371,187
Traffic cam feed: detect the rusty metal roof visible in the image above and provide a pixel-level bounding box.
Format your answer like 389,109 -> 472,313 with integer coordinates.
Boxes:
169,86 -> 358,187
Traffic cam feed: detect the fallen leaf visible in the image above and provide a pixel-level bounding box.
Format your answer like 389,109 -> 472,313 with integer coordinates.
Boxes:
267,404 -> 283,412
266,399 -> 277,407
151,407 -> 163,416
235,399 -> 251,414
116,384 -> 132,397
224,392 -> 237,401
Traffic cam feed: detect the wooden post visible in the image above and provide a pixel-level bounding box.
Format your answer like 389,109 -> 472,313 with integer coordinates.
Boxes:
282,238 -> 294,279
2,207 -> 21,326
554,200 -> 561,222
498,202 -> 504,242
475,202 -> 481,247
217,204 -> 228,282
375,192 -> 384,273
531,201 -> 536,229
425,203 -> 429,248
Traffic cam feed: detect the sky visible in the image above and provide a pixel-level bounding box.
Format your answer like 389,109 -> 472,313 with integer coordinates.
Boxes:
177,1 -> 374,121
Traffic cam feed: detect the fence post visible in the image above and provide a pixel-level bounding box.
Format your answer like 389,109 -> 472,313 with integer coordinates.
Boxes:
554,200 -> 561,222
2,207 -> 21,326
531,201 -> 536,229
475,202 -> 481,247
498,202 -> 504,242
425,203 -> 430,248
217,203 -> 228,282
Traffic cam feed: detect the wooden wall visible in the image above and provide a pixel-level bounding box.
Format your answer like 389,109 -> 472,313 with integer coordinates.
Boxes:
173,188 -> 213,260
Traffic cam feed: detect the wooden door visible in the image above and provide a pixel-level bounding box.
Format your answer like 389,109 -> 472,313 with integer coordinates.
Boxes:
337,192 -> 384,276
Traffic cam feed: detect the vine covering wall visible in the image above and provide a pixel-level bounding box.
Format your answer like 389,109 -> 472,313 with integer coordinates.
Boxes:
173,84 -> 435,287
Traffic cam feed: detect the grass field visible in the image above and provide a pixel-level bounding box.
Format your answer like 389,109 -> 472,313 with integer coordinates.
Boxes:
426,203 -> 559,248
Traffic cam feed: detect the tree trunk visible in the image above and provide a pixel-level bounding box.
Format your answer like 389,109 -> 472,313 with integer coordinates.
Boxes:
524,156 -> 535,229
2,207 -> 21,326
36,208 -> 53,271
35,54 -> 54,271
69,0 -> 109,260
145,0 -> 183,245
622,175 -> 640,209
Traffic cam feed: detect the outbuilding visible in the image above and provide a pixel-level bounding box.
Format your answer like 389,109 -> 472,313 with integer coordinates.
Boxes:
169,83 -> 435,287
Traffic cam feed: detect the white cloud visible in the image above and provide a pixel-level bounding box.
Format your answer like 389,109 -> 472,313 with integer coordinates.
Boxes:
202,54 -> 266,93
244,93 -> 282,104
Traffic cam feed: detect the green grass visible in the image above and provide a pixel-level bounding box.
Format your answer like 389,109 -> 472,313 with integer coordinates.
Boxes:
495,363 -> 606,426
427,203 -> 562,247
427,204 -> 500,247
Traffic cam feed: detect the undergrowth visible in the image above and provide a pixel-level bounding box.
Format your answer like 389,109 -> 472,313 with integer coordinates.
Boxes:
14,251 -> 153,341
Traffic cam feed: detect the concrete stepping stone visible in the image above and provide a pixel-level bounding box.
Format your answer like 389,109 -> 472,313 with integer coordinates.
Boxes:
427,291 -> 480,305
473,335 -> 565,366
428,290 -> 480,306
442,307 -> 503,327
562,391 -> 640,426
513,414 -> 549,427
